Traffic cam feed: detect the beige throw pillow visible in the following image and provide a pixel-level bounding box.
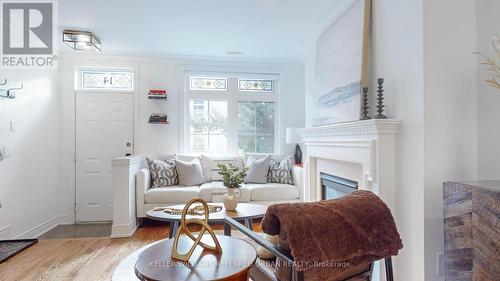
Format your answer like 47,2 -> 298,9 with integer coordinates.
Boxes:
245,155 -> 271,183
174,158 -> 206,186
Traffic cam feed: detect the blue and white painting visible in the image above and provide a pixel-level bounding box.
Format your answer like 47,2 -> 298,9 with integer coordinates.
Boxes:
313,0 -> 367,126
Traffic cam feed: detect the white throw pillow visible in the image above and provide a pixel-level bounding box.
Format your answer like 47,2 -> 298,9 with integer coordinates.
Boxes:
201,154 -> 245,182
175,158 -> 206,186
245,155 -> 270,183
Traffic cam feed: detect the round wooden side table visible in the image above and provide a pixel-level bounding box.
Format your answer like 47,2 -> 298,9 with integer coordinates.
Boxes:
134,235 -> 257,281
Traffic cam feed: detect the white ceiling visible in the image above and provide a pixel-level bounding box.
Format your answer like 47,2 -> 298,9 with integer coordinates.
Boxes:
58,0 -> 338,61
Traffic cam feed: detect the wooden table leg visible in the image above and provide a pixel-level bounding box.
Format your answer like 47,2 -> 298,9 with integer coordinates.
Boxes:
224,222 -> 232,236
169,221 -> 179,239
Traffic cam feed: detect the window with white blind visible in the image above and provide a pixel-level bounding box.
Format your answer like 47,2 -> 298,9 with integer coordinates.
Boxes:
185,75 -> 279,154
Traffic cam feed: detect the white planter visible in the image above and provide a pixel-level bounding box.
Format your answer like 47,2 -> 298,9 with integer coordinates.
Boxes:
223,188 -> 242,211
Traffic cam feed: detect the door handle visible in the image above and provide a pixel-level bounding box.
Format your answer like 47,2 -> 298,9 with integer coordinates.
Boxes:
125,153 -> 132,157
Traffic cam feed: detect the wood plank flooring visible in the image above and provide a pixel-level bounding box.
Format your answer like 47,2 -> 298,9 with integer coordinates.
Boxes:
0,221 -> 261,281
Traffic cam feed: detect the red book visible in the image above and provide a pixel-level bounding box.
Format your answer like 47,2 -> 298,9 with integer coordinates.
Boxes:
149,89 -> 167,95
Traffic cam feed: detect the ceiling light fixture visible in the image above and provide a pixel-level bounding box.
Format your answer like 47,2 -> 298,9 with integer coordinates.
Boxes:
225,51 -> 244,55
63,30 -> 102,52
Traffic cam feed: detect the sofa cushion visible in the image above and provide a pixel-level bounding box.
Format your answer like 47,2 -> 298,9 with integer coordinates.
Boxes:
201,154 -> 244,182
247,183 -> 299,201
199,182 -> 251,203
144,186 -> 200,204
175,158 -> 206,186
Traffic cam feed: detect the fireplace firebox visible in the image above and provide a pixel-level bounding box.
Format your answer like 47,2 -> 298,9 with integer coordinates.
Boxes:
320,172 -> 358,200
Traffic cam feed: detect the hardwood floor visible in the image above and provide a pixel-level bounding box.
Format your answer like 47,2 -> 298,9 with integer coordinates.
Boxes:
0,221 -> 261,281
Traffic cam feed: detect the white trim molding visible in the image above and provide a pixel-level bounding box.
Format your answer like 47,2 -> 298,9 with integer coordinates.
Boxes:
111,220 -> 138,238
0,225 -> 12,240
111,155 -> 148,238
298,119 -> 400,213
15,215 -> 71,239
299,119 -> 401,138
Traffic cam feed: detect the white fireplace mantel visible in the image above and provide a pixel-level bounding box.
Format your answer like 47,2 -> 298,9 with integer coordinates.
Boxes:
299,119 -> 400,138
298,119 -> 400,212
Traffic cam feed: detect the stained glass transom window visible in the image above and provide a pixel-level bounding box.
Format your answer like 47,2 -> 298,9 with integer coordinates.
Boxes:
190,77 -> 227,91
81,71 -> 134,90
238,79 -> 273,92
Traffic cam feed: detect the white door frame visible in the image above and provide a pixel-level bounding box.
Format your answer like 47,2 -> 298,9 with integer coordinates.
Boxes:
73,67 -> 137,222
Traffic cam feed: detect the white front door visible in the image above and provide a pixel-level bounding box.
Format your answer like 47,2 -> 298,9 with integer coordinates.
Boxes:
75,92 -> 133,222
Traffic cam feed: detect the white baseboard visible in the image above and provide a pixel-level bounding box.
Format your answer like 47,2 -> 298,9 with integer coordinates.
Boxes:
0,225 -> 12,240
15,215 -> 71,239
111,220 -> 137,238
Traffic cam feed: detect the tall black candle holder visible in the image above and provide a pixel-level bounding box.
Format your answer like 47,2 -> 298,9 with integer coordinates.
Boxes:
360,87 -> 371,120
374,78 -> 387,119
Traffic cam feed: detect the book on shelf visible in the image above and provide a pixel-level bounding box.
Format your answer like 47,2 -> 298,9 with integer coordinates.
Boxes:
148,89 -> 167,98
149,113 -> 168,124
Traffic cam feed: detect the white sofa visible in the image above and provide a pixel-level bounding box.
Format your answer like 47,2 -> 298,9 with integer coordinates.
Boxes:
135,154 -> 304,219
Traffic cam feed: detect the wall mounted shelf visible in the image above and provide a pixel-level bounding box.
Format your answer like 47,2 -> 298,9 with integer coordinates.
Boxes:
148,95 -> 168,100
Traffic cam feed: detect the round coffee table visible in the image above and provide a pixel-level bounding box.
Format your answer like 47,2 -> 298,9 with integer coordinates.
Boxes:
112,242 -> 161,281
134,235 -> 257,281
147,203 -> 268,238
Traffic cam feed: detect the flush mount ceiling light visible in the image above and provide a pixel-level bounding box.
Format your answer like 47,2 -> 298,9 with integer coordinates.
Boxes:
63,30 -> 102,52
225,51 -> 244,55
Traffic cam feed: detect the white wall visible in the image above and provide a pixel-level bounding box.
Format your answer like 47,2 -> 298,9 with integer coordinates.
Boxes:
305,1 -> 481,280
477,0 -> 500,179
305,1 -> 425,279
371,1 -> 426,280
423,1 -> 478,280
0,70 -> 68,239
58,53 -> 305,222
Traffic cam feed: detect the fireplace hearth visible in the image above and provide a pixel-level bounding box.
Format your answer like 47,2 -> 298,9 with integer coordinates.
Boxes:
320,172 -> 358,200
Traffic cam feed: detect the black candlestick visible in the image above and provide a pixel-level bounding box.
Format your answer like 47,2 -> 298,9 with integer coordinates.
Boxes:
374,78 -> 387,119
360,87 -> 371,120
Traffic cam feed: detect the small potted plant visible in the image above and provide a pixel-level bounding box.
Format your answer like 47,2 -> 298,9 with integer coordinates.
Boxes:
217,163 -> 247,210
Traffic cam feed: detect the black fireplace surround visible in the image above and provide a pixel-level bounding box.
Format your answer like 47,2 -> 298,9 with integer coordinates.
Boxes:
320,172 -> 358,200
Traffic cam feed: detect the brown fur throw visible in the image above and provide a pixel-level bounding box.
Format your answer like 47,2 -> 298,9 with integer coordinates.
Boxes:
261,191 -> 403,274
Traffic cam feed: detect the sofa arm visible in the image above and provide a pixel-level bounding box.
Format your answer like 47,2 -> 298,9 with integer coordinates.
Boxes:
292,166 -> 304,201
136,168 -> 150,218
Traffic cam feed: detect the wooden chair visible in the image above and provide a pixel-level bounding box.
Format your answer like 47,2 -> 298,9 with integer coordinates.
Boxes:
224,217 -> 395,281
